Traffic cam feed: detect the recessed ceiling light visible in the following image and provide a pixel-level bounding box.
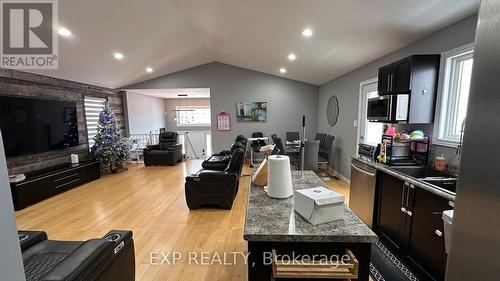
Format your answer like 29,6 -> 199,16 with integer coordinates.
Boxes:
302,28 -> 313,37
58,27 -> 71,37
113,52 -> 124,60
146,67 -> 153,73
288,53 -> 296,61
279,68 -> 287,74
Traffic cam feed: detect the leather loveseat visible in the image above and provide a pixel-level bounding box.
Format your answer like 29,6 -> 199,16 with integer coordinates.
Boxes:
201,135 -> 247,170
143,132 -> 183,166
19,230 -> 135,281
185,147 -> 245,210
201,141 -> 246,170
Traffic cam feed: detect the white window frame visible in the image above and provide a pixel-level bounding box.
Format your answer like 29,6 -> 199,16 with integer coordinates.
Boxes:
84,97 -> 107,149
433,43 -> 474,147
175,106 -> 211,127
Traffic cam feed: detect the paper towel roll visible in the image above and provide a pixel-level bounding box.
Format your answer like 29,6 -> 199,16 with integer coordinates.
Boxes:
266,155 -> 293,198
70,154 -> 79,164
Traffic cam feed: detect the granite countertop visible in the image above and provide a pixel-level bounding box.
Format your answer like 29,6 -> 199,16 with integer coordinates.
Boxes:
243,170 -> 378,243
352,156 -> 456,201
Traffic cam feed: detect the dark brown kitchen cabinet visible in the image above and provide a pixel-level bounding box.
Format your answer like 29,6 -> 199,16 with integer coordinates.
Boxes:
376,171 -> 452,281
377,172 -> 408,252
376,55 -> 440,124
377,65 -> 394,95
393,59 -> 411,93
406,186 -> 450,281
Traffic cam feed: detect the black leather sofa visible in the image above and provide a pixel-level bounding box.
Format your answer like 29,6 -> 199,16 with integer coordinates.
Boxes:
19,230 -> 135,281
201,135 -> 247,170
201,142 -> 246,170
143,132 -> 183,166
185,147 -> 245,210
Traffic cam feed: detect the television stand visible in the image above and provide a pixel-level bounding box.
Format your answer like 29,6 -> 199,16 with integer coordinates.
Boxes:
10,161 -> 100,210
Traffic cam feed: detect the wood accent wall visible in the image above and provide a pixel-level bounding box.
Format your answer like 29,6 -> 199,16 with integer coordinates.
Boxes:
0,69 -> 126,174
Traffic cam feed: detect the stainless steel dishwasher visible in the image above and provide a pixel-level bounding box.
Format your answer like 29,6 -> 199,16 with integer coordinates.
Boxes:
350,158 -> 377,228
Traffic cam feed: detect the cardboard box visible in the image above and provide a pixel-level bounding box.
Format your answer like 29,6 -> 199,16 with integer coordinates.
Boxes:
294,187 -> 345,225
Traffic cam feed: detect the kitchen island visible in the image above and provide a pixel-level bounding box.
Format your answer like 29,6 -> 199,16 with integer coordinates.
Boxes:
244,170 -> 378,281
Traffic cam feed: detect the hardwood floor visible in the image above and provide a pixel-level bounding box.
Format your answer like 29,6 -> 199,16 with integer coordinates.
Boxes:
15,160 -> 355,281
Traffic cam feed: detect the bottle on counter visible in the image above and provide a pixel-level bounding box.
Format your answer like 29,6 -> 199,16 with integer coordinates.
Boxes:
435,154 -> 447,171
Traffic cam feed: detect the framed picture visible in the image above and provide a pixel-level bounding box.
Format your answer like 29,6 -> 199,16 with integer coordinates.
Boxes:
236,102 -> 267,122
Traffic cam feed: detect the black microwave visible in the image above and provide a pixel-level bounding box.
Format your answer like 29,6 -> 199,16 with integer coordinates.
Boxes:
367,94 -> 409,122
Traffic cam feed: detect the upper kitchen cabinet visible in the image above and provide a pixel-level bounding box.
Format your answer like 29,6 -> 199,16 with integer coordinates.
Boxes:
377,55 -> 441,123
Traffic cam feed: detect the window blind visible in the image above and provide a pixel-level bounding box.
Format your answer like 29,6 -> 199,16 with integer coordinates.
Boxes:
84,97 -> 106,149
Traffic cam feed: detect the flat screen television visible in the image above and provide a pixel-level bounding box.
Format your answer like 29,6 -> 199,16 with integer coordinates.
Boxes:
0,95 -> 79,157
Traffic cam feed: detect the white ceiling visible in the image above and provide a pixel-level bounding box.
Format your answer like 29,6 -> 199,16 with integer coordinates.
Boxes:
128,88 -> 210,99
27,0 -> 479,89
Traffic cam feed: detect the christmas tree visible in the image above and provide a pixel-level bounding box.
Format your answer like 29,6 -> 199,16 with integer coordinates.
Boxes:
90,105 -> 129,172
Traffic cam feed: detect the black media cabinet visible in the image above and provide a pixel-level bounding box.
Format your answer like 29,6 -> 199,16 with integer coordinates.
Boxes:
10,161 -> 101,210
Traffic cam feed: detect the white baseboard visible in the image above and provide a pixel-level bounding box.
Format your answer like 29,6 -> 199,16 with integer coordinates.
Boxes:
331,169 -> 350,186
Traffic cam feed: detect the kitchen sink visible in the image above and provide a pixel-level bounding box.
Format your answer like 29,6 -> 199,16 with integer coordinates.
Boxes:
390,166 -> 458,192
390,166 -> 455,179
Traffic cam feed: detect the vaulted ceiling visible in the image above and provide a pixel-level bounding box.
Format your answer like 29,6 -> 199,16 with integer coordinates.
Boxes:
27,0 -> 479,89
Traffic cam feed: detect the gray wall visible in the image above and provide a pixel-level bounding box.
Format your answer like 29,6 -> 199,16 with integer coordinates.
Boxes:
125,91 -> 167,134
317,14 -> 478,179
125,62 -> 319,152
0,132 -> 26,281
164,98 -> 211,132
446,1 -> 500,279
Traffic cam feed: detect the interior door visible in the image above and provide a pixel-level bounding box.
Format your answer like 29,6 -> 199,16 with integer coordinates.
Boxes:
359,80 -> 384,145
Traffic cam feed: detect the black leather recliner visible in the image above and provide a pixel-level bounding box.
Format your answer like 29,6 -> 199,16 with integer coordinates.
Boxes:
185,147 -> 245,210
143,132 -> 183,166
201,135 -> 247,170
19,230 -> 135,281
201,142 -> 246,170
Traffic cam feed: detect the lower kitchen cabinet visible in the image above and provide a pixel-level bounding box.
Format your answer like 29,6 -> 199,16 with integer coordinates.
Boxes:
377,173 -> 408,252
376,172 -> 452,281
407,187 -> 450,281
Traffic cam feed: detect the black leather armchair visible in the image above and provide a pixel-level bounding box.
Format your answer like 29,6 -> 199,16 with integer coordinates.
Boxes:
143,132 -> 182,166
19,230 -> 135,281
185,147 -> 245,210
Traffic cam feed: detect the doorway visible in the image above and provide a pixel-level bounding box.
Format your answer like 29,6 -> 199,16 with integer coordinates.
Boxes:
358,79 -> 384,146
124,88 -> 212,161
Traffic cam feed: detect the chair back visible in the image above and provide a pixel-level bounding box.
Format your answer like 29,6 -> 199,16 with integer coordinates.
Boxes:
272,137 -> 286,155
286,131 -> 300,142
235,135 -> 247,147
230,142 -> 245,153
322,135 -> 335,152
315,133 -> 327,148
251,132 -> 265,152
304,140 -> 320,170
159,132 -> 178,149
225,148 -> 245,174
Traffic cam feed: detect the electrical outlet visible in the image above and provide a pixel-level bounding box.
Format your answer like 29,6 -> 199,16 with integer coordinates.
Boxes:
353,120 -> 358,127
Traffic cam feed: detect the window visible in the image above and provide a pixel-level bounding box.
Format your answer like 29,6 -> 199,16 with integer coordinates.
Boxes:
176,106 -> 211,126
435,44 -> 474,145
84,97 -> 106,148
